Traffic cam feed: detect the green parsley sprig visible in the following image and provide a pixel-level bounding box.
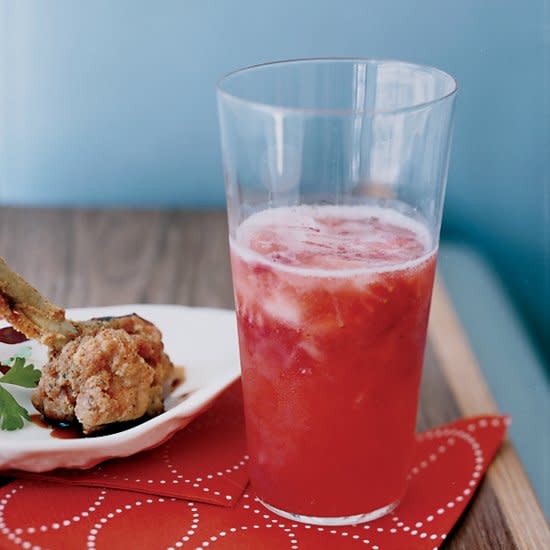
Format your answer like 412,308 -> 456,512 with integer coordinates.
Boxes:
0,347 -> 41,430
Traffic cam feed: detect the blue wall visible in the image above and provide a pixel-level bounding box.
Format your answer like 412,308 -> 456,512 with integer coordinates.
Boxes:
1,1 -> 548,355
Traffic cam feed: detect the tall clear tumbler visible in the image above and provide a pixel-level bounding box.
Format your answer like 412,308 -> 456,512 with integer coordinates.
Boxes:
217,59 -> 457,526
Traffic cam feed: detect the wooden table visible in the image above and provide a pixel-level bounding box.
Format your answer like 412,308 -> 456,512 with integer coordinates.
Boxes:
0,208 -> 548,549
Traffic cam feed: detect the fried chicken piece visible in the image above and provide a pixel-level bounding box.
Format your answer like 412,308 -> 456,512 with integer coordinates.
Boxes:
32,315 -> 174,434
80,314 -> 175,409
0,257 -> 176,434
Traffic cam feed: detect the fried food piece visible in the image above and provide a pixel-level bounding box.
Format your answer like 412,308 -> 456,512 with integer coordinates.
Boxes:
80,314 -> 175,410
32,315 -> 174,434
33,328 -> 154,433
0,257 -> 176,434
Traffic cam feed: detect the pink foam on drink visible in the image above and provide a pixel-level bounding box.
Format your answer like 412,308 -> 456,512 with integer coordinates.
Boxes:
233,205 -> 433,274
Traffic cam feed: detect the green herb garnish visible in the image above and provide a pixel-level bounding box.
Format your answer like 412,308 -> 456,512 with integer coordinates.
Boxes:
0,348 -> 41,430
0,386 -> 31,430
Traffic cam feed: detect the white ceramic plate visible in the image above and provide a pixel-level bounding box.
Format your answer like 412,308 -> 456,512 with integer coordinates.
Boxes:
0,305 -> 240,472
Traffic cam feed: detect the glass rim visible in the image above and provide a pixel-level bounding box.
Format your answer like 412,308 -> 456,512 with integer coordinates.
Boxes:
217,57 -> 458,116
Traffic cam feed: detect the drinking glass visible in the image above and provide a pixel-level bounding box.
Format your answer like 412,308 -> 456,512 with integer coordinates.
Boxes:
217,58 -> 457,526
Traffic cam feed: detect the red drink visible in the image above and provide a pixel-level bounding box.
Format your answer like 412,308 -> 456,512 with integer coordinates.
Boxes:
230,205 -> 436,521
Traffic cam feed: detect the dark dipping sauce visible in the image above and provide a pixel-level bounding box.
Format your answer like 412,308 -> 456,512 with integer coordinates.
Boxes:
30,414 -> 152,439
0,326 -> 29,345
0,326 -> 30,373
30,415 -> 82,439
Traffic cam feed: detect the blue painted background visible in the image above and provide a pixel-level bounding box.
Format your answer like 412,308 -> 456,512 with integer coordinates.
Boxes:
0,1 -> 548,357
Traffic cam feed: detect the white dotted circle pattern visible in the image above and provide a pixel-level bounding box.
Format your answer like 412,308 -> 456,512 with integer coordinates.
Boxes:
0,485 -> 109,550
390,417 -> 503,548
0,416 -> 504,550
161,442 -> 248,502
85,497 -> 199,550
92,443 -> 249,503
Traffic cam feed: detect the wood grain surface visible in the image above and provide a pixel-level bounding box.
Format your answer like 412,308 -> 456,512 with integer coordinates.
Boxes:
0,207 -> 548,548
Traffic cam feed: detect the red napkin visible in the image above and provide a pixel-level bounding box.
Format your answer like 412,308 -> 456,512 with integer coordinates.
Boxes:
0,405 -> 507,549
6,382 -> 249,507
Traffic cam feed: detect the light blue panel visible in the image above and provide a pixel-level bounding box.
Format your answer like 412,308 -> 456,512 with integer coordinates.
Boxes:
439,243 -> 550,518
0,0 -> 548,356
0,1 -> 546,209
